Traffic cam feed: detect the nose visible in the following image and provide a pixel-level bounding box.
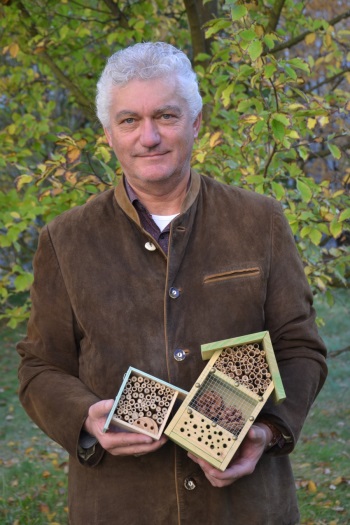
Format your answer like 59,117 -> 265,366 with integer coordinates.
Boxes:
139,119 -> 161,148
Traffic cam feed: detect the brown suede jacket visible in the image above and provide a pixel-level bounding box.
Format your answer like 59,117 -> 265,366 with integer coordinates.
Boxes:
17,171 -> 327,525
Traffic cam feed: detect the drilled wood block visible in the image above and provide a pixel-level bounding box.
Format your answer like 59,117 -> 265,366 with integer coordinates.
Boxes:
165,331 -> 285,470
103,367 -> 188,440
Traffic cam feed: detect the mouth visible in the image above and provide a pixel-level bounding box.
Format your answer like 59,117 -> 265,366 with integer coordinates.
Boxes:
135,151 -> 169,158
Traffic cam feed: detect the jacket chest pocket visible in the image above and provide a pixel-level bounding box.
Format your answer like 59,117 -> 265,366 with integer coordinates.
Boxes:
203,266 -> 261,285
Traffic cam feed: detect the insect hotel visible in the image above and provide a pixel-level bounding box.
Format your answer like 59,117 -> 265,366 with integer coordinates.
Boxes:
103,367 -> 188,440
165,331 -> 286,471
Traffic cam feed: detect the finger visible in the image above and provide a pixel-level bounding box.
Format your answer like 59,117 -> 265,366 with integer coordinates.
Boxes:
108,434 -> 168,457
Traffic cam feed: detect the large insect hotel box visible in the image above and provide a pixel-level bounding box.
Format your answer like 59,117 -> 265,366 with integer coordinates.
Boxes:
103,367 -> 188,440
165,331 -> 286,471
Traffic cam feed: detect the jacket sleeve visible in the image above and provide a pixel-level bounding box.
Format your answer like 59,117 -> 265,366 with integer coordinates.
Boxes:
260,201 -> 327,454
17,226 -> 104,466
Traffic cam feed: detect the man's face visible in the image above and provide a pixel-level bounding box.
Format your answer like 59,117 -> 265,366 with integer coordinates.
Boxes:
104,76 -> 201,191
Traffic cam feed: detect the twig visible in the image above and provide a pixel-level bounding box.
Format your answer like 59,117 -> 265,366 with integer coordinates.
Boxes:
329,346 -> 350,358
267,9 -> 350,55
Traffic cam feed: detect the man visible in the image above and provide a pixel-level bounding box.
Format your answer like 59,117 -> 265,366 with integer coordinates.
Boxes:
17,42 -> 327,524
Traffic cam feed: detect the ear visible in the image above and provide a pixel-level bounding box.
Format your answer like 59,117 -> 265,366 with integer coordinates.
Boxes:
104,127 -> 112,147
193,111 -> 202,138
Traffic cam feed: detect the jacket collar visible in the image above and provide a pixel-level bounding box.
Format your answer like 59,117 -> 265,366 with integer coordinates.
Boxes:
114,170 -> 201,223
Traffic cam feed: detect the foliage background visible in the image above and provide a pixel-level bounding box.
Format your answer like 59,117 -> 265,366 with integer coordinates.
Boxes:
0,0 -> 349,329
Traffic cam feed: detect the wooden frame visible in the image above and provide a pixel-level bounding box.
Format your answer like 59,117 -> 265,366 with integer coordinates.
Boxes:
103,367 -> 188,440
165,331 -> 286,470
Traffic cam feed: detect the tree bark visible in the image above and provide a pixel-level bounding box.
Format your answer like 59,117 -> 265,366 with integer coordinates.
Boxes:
184,0 -> 218,63
265,0 -> 286,33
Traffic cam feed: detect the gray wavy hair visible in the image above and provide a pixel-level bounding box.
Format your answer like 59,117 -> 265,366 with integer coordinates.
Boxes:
96,42 -> 203,128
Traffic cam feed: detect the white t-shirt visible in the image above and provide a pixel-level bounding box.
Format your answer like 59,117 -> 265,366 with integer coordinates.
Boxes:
151,214 -> 179,232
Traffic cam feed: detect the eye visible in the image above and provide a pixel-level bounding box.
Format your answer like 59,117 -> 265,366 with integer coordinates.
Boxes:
161,114 -> 173,120
123,117 -> 135,124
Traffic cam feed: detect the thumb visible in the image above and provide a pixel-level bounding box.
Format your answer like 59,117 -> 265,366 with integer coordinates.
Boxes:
89,398 -> 114,418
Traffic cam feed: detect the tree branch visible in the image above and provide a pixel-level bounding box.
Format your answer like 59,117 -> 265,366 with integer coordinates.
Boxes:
265,0 -> 286,34
305,67 -> 350,93
269,8 -> 350,55
329,345 -> 350,358
101,0 -> 129,28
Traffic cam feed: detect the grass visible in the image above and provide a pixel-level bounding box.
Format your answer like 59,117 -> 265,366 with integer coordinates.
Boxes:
0,326 -> 68,524
0,290 -> 349,524
290,289 -> 350,525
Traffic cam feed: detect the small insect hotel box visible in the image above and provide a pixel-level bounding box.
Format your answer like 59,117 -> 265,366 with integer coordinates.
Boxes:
103,367 -> 188,440
165,331 -> 286,471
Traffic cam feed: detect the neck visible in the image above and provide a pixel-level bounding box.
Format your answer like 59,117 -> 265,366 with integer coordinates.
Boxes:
126,172 -> 190,215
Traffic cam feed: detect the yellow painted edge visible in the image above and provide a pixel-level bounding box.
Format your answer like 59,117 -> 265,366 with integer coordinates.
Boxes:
201,331 -> 268,360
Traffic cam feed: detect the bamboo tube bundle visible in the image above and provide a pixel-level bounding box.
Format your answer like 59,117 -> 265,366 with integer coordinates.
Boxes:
214,342 -> 273,396
113,375 -> 172,428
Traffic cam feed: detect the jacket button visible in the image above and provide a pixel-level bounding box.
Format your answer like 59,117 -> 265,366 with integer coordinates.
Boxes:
169,287 -> 180,299
145,242 -> 156,251
184,477 -> 196,490
174,349 -> 186,361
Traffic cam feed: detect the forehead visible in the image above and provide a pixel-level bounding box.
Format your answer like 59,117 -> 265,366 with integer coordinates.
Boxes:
109,76 -> 187,114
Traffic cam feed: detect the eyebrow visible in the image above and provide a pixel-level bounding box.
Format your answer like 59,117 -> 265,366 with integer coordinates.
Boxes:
114,105 -> 183,121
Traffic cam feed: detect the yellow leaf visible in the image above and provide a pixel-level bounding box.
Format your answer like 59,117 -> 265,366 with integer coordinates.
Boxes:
254,24 -> 264,37
319,116 -> 329,126
39,503 -> 50,514
287,130 -> 300,139
307,118 -> 317,130
42,470 -> 51,478
331,476 -> 344,486
25,447 -> 34,454
209,132 -> 222,148
345,100 -> 350,111
10,212 -> 21,219
305,33 -> 316,45
67,147 -> 81,163
323,212 -> 334,222
76,138 -> 87,148
8,123 -> 16,135
325,33 -> 332,47
308,480 -> 317,493
9,42 -> 19,58
243,115 -> 259,124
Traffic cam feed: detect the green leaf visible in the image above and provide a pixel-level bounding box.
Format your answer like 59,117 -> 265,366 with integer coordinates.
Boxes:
231,5 -> 248,21
328,143 -> 342,159
271,119 -> 286,141
288,58 -> 310,73
284,66 -> 297,80
309,228 -> 322,246
272,113 -> 290,126
205,19 -> 231,39
264,64 -> 277,79
271,182 -> 285,200
263,34 -> 276,49
339,208 -> 350,222
14,272 -> 34,292
237,99 -> 253,112
297,180 -> 313,203
330,219 -> 342,238
240,29 -> 256,42
247,40 -> 263,61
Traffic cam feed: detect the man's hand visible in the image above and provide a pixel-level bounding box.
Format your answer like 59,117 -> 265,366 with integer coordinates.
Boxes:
84,399 -> 168,456
188,423 -> 272,488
